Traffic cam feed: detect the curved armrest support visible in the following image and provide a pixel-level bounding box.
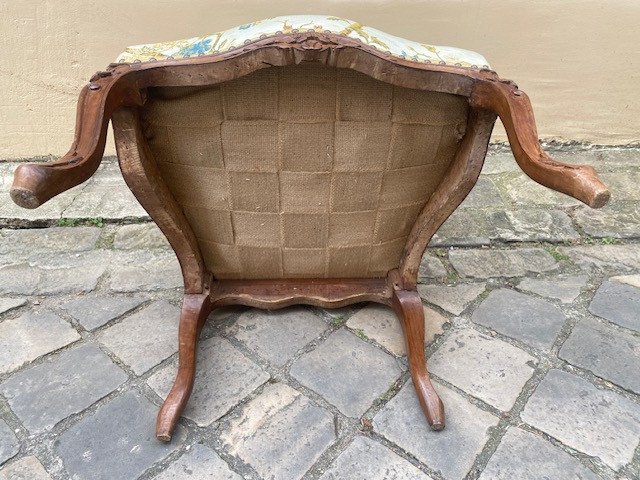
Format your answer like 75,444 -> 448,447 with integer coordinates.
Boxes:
10,69 -> 143,209
471,80 -> 610,208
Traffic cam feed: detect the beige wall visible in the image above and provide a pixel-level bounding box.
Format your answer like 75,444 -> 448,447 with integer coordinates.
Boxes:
1,1 -> 638,159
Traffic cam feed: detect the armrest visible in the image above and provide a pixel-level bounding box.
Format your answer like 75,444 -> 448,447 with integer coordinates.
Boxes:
10,68 -> 143,209
470,79 -> 610,209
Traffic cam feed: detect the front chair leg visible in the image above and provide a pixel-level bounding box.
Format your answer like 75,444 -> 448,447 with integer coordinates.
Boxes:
392,288 -> 445,431
156,293 -> 211,442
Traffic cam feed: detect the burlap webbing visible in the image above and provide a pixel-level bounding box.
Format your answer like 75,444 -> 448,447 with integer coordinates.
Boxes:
142,63 -> 468,279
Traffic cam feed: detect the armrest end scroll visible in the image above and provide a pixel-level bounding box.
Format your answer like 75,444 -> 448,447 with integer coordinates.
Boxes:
470,79 -> 610,209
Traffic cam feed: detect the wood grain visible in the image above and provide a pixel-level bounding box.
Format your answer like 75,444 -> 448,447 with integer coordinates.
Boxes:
112,108 -> 206,294
471,80 -> 610,208
209,277 -> 392,310
9,30 -> 611,442
156,293 -> 211,442
10,67 -> 143,208
399,108 -> 496,289
392,285 -> 445,430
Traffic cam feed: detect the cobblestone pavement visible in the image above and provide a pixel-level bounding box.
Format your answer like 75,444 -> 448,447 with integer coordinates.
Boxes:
0,148 -> 639,479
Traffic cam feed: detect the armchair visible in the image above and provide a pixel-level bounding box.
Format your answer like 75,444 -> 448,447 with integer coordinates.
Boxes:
11,15 -> 609,442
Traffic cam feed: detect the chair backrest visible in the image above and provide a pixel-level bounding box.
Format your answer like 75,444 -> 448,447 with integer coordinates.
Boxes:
142,62 -> 469,279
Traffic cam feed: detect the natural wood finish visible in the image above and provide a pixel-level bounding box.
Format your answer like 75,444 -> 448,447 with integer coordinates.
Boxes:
210,277 -> 392,310
471,80 -> 610,208
112,108 -> 206,293
9,30 -> 611,442
10,67 -> 143,209
392,286 -> 445,430
156,293 -> 212,442
399,108 -> 496,289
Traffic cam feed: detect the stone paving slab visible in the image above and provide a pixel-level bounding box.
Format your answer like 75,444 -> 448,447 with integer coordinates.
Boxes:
227,307 -> 327,367
0,263 -> 105,296
1,149 -> 635,229
430,210 -> 492,247
417,254 -> 448,281
492,209 -> 579,243
319,435 -> 433,480
220,383 -> 335,480
429,328 -> 536,411
153,444 -> 242,480
459,177 -> 505,209
480,151 -> 520,175
0,420 -> 19,466
521,369 -> 640,471
0,343 -> 127,434
579,148 -> 640,167
109,251 -> 182,292
114,223 -> 169,250
290,329 -> 402,417
0,456 -> 52,480
417,283 -> 485,315
573,204 -> 640,239
147,336 -> 269,426
600,171 -> 640,203
611,274 -> 640,289
0,190 -> 78,223
0,311 -> 80,375
546,148 -> 640,168
14,249 -> 114,270
0,148 -> 639,479
589,280 -> 640,332
478,427 -> 598,480
374,382 -> 499,480
449,248 -> 558,278
559,244 -> 640,272
346,304 -> 447,356
471,288 -> 566,350
516,274 -> 587,303
0,160 -> 145,224
501,174 -> 581,207
55,390 -> 186,480
0,298 -> 26,315
61,294 -> 147,331
560,318 -> 640,394
97,300 -> 180,375
0,227 -> 101,263
62,183 -> 147,220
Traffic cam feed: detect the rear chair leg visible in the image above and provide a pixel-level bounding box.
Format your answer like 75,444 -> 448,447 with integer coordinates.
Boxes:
156,293 -> 210,442
392,288 -> 445,431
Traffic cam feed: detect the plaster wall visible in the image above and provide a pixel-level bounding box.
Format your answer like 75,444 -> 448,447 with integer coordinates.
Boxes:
1,1 -> 638,159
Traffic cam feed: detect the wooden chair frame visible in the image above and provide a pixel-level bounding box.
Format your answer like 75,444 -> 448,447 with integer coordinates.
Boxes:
11,31 -> 609,442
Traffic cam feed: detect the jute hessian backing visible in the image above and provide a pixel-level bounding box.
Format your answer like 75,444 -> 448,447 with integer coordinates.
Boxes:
142,63 -> 469,279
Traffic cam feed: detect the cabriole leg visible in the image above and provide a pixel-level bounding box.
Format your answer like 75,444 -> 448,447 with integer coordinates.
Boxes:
392,288 -> 445,431
156,293 -> 211,442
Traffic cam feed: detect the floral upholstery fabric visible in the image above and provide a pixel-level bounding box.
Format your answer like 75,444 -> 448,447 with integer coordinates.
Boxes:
117,15 -> 490,69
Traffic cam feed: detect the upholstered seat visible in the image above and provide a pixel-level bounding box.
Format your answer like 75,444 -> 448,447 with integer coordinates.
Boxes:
11,17 -> 609,443
117,15 -> 490,69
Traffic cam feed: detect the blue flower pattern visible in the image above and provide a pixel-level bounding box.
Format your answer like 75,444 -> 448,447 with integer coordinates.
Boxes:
178,38 -> 213,57
117,15 -> 490,69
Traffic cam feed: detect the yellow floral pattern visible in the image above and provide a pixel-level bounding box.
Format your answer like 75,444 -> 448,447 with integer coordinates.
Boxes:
116,15 -> 490,69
